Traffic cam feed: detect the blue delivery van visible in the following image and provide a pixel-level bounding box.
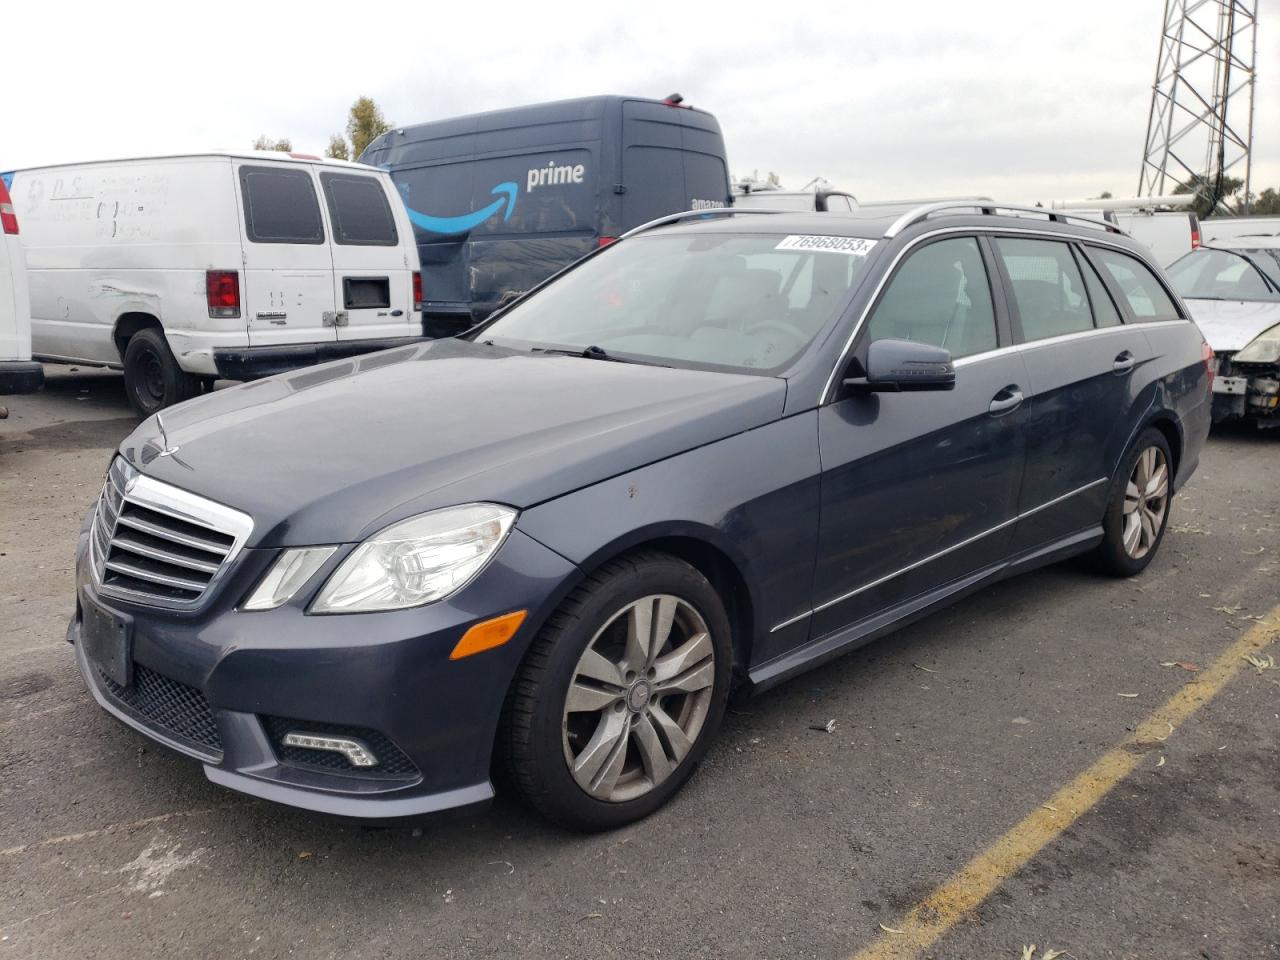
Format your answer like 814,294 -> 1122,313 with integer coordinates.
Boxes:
359,95 -> 732,334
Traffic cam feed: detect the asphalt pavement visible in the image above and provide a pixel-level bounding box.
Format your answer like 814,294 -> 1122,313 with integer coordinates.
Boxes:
2,366 -> 1277,960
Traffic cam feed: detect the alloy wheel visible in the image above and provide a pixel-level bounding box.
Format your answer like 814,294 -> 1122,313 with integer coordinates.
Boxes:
562,594 -> 716,803
1122,445 -> 1169,559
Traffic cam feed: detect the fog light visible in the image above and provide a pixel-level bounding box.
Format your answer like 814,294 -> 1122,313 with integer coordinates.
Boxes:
282,731 -> 379,767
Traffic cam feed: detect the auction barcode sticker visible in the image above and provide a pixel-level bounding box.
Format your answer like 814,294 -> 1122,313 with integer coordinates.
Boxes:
775,235 -> 878,256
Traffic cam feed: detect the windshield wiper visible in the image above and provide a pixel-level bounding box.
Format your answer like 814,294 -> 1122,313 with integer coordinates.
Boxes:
531,344 -> 668,366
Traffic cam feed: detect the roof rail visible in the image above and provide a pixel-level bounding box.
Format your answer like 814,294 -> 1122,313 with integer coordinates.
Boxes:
884,201 -> 1124,239
620,207 -> 786,240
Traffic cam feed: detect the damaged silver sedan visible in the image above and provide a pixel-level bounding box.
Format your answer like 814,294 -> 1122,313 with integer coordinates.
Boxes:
1168,238 -> 1280,427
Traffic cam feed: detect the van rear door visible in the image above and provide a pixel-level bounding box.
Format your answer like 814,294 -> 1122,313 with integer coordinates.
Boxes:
619,101 -> 731,228
318,170 -> 415,342
233,161 -> 336,347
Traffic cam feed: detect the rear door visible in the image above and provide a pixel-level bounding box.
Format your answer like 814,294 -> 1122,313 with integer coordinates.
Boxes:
319,170 -> 414,342
994,236 -> 1155,552
233,162 -> 336,347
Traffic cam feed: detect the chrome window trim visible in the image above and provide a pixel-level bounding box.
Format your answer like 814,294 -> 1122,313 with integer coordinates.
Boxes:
769,477 -> 1107,632
90,459 -> 254,610
819,225 -> 1184,405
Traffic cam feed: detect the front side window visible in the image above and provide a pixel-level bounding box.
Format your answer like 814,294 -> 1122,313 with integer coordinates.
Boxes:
994,237 -> 1093,342
1089,247 -> 1181,319
478,232 -> 878,373
864,236 -> 997,359
1166,248 -> 1280,301
239,166 -> 324,244
321,173 -> 398,246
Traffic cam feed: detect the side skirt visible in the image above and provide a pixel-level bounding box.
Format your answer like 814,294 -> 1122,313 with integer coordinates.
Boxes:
747,526 -> 1104,692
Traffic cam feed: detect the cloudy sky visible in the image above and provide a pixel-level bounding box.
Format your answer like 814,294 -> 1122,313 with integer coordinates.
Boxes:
6,1 -> 1276,204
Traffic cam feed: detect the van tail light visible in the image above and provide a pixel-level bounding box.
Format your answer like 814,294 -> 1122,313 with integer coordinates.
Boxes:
1202,340 -> 1215,391
1190,214 -> 1201,249
412,271 -> 423,311
0,179 -> 18,235
206,270 -> 241,319
597,236 -> 617,248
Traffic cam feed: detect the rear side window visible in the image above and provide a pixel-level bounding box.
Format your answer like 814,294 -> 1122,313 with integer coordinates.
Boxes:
866,236 -> 998,359
239,166 -> 324,244
1075,250 -> 1123,327
994,237 -> 1093,341
1089,247 -> 1180,319
321,173 -> 398,246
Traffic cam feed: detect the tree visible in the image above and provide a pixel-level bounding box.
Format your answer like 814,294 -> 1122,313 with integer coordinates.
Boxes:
1174,173 -> 1244,218
1243,187 -> 1280,216
346,96 -> 393,159
252,135 -> 292,152
325,135 -> 350,161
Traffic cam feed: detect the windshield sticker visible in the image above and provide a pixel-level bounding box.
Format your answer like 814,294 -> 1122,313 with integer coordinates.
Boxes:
775,235 -> 877,256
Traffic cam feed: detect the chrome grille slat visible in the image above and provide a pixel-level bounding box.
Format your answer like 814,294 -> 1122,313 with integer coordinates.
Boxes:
113,513 -> 231,554
88,458 -> 253,608
109,536 -> 223,574
104,558 -> 210,593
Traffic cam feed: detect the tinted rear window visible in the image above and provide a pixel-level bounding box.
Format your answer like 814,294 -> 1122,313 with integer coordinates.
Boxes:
1088,247 -> 1181,319
321,173 -> 398,246
239,166 -> 324,244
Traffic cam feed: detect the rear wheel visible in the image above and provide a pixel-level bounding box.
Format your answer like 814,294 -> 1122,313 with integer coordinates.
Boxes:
122,328 -> 200,415
1092,427 -> 1173,577
505,553 -> 732,831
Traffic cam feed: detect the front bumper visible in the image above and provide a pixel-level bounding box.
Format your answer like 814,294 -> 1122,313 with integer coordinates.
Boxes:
1212,354 -> 1280,424
70,520 -> 580,818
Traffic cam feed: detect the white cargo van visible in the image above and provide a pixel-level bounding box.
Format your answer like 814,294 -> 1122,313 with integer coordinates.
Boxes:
7,152 -> 423,413
0,174 -> 43,394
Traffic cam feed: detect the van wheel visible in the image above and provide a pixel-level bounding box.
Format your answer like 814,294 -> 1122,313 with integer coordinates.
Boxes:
504,552 -> 732,831
122,328 -> 199,415
1092,427 -> 1173,577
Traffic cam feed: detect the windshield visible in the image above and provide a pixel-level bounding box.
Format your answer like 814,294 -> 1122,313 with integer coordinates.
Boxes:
1167,248 -> 1280,302
476,232 -> 877,373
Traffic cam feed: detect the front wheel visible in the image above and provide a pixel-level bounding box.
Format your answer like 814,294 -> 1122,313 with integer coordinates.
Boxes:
504,553 -> 732,831
122,328 -> 200,416
1092,427 -> 1173,577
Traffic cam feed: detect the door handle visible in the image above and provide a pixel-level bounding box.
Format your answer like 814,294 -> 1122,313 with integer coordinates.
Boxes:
1113,351 -> 1136,374
988,386 -> 1024,416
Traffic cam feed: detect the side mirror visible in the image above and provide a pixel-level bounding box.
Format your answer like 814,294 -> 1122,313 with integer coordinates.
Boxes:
844,338 -> 956,392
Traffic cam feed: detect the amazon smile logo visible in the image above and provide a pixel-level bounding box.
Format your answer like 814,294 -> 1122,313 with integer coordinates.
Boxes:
405,181 -> 519,235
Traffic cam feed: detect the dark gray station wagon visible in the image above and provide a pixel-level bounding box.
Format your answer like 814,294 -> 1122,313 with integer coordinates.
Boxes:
72,203 -> 1212,830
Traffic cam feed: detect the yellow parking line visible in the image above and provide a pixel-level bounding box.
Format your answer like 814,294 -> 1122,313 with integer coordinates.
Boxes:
850,610 -> 1280,960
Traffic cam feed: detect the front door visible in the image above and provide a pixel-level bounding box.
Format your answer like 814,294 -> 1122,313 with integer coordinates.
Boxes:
813,235 -> 1029,640
233,162 -> 336,349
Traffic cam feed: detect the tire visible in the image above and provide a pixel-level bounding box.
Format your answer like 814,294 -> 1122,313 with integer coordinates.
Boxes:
122,328 -> 200,415
1092,427 -> 1174,577
504,552 -> 733,831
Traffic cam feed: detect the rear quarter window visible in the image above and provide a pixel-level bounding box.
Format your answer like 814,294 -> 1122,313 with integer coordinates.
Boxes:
1088,247 -> 1181,320
239,165 -> 325,244
320,173 -> 398,246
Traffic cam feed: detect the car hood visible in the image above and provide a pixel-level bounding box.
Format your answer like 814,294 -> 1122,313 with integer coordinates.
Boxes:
1184,298 -> 1280,353
119,340 -> 786,547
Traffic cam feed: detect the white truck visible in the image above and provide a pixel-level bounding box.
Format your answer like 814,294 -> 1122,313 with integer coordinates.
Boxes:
0,174 -> 43,394
6,152 -> 423,413
1049,196 -> 1200,266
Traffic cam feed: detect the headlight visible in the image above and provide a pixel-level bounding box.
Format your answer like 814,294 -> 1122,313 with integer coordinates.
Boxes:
1235,323 -> 1280,363
310,503 -> 516,614
242,546 -> 338,611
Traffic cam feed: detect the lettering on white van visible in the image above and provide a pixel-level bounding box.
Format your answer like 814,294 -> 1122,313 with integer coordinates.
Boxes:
775,235 -> 878,256
526,160 -> 586,193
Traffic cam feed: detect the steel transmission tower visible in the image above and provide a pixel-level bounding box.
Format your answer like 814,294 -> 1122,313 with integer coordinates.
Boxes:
1137,0 -> 1258,213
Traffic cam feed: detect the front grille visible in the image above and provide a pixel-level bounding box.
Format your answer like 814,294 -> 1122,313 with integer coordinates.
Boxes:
90,458 -> 251,607
98,663 -> 223,758
261,715 -> 420,779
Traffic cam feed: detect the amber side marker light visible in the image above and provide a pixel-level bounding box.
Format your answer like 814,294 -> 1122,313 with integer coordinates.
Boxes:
450,610 -> 528,660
